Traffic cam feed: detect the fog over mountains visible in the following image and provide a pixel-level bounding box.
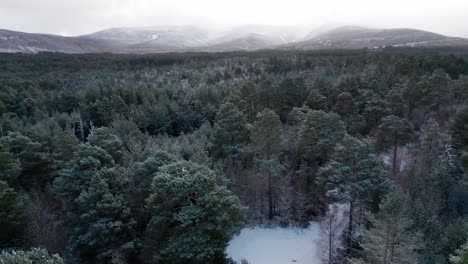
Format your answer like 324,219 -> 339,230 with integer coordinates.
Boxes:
2,24 -> 468,54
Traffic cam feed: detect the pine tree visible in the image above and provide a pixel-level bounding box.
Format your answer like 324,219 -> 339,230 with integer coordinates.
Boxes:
0,142 -> 21,185
333,92 -> 366,135
317,135 -> 389,254
298,110 -> 346,162
0,180 -> 25,247
450,241 -> 468,264
363,94 -> 390,131
53,144 -> 138,263
147,161 -> 246,263
353,192 -> 420,264
375,115 -> 415,178
250,109 -> 283,219
212,102 -> 250,160
87,127 -> 124,165
0,132 -> 50,187
305,89 -> 327,111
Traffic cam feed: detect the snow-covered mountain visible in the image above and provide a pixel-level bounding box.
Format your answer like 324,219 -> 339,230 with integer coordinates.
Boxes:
1,25 -> 468,54
283,26 -> 468,50
0,29 -> 122,53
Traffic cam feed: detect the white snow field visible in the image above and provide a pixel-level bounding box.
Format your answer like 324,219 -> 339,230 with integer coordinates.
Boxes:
227,204 -> 348,264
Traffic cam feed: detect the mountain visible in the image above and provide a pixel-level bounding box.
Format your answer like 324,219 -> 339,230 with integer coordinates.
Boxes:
82,26 -> 210,52
1,25 -> 468,54
0,29 -> 121,53
283,26 -> 468,50
197,33 -> 286,52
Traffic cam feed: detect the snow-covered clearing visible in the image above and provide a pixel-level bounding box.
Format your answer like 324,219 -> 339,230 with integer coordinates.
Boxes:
227,204 -> 348,264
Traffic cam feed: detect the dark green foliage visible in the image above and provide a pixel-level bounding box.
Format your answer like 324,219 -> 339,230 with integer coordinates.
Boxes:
0,50 -> 467,262
250,109 -> 283,219
212,102 -> 250,160
375,115 -> 415,177
0,180 -> 25,247
0,132 -> 50,187
305,89 -> 328,111
87,127 -> 125,164
452,106 -> 468,153
0,142 -> 21,184
298,110 -> 346,161
147,161 -> 246,263
318,135 -> 389,253
53,145 -> 137,263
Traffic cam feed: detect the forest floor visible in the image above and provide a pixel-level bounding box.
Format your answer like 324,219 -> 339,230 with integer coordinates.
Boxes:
227,204 -> 348,264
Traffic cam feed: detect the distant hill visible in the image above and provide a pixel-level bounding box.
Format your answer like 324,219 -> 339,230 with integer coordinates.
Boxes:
1,25 -> 468,54
0,29 -> 122,53
282,26 -> 468,50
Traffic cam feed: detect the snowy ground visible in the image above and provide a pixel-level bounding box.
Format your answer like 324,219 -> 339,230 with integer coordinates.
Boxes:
227,204 -> 348,264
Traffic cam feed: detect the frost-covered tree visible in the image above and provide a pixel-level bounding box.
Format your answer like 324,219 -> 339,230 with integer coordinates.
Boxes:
0,248 -> 63,264
53,144 -> 138,263
318,135 -> 389,254
147,160 -> 246,263
450,241 -> 468,264
352,192 -> 420,264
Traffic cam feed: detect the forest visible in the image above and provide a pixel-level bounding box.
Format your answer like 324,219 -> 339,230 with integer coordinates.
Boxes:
0,49 -> 468,263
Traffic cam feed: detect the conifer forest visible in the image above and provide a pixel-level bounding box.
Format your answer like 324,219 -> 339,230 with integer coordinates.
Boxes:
1,49 -> 468,263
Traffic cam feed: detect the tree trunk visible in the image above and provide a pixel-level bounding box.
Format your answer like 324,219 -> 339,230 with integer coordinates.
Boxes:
268,171 -> 273,220
392,134 -> 398,179
328,215 -> 334,264
347,200 -> 354,255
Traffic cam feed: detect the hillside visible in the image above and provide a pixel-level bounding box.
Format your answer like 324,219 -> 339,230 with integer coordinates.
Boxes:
1,25 -> 468,53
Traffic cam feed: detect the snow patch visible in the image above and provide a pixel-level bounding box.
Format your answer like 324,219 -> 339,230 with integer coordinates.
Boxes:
227,204 -> 348,264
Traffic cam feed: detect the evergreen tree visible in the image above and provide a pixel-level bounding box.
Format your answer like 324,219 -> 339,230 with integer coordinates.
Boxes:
375,115 -> 415,178
0,132 -> 50,187
450,241 -> 468,264
305,89 -> 327,111
0,142 -> 21,185
0,180 -> 25,247
363,94 -> 390,131
333,92 -> 366,135
250,109 -> 283,219
298,110 -> 346,162
147,161 -> 246,263
352,192 -> 420,264
317,135 -> 389,254
53,144 -> 138,263
212,102 -> 250,160
87,127 -> 124,164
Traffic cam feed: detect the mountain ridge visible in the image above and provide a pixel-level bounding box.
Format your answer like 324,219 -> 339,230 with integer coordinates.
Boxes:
1,25 -> 468,53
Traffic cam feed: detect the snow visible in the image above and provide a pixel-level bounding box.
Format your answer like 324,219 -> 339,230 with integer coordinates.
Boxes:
227,204 -> 348,264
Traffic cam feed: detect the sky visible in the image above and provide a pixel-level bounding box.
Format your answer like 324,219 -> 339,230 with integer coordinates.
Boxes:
1,0 -> 468,37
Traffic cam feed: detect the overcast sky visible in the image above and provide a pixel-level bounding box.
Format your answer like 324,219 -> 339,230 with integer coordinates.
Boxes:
1,0 -> 468,37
